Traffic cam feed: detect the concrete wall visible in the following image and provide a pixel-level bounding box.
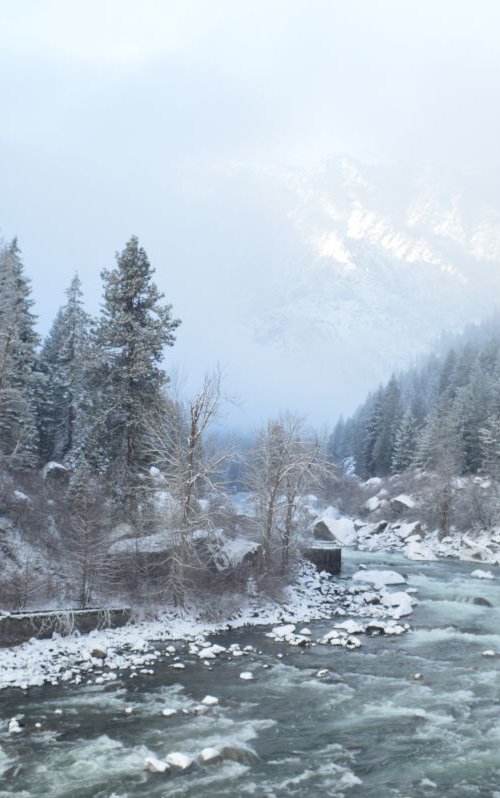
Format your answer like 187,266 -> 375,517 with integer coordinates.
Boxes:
0,607 -> 132,648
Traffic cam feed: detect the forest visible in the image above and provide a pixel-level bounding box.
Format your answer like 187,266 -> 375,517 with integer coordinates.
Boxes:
0,236 -> 333,611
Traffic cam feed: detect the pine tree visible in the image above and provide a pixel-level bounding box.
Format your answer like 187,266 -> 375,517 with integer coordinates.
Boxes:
391,409 -> 417,473
90,237 -> 181,515
38,275 -> 93,465
0,240 -> 40,468
479,414 -> 500,477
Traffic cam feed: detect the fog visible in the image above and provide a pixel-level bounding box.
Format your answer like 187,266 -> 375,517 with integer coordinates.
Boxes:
2,0 -> 500,428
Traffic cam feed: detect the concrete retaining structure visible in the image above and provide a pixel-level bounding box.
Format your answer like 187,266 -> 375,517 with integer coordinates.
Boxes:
0,607 -> 132,647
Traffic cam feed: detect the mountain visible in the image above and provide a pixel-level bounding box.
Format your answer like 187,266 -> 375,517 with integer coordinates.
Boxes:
173,156 -> 500,425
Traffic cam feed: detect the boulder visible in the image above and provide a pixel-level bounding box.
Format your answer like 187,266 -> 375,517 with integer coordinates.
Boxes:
405,540 -> 437,561
472,597 -> 493,608
221,745 -> 258,764
390,494 -> 416,515
313,509 -> 357,546
364,496 -> 381,513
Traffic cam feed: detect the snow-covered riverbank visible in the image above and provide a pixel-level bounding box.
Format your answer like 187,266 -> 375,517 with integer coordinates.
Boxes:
0,561 -> 415,693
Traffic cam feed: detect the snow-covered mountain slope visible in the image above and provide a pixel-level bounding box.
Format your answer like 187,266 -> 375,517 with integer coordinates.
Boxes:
245,158 -> 500,410
173,156 -> 500,424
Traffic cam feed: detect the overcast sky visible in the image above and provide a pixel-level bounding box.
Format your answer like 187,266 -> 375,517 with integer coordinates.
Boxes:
2,0 -> 500,426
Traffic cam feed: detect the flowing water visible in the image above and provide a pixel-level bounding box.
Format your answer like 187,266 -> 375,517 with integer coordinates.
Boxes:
1,550 -> 500,798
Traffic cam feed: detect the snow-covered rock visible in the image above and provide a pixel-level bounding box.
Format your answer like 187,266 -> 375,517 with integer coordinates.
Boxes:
335,620 -> 362,635
8,718 -> 22,734
471,569 -> 494,580
405,539 -> 437,561
352,569 -> 406,587
364,496 -> 381,513
165,752 -> 194,771
201,695 -> 219,706
313,508 -> 357,546
199,747 -> 222,765
390,494 -> 416,514
381,591 -> 414,618
271,624 -> 296,638
145,756 -> 170,774
239,671 -> 254,680
161,708 -> 177,717
396,521 -> 423,540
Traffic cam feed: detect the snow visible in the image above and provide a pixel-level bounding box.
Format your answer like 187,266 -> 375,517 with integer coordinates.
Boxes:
0,553 -> 418,693
219,538 -> 261,568
239,672 -> 254,680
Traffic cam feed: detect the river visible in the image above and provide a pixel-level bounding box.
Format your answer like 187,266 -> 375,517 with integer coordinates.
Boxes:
1,549 -> 500,797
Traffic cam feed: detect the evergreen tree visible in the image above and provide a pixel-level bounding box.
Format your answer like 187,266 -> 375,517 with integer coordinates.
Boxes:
90,237 -> 180,515
0,240 -> 40,468
391,408 -> 417,473
38,275 -> 92,465
479,414 -> 500,477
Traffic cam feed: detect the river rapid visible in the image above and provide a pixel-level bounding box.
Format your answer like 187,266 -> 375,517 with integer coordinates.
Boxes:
1,550 -> 500,798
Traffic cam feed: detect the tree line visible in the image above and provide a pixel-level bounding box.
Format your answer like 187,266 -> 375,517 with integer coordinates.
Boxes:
330,316 -> 500,482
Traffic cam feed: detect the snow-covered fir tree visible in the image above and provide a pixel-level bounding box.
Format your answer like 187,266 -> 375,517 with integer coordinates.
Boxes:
38,274 -> 93,466
0,240 -> 40,468
89,236 -> 181,515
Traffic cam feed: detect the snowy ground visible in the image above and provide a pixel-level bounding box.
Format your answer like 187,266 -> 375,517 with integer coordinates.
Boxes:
0,562 -> 414,693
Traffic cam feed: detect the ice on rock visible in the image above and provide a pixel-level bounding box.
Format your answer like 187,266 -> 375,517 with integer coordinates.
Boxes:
161,708 -> 177,717
172,663 -> 185,669
201,695 -> 219,706
145,756 -> 170,774
165,752 -> 194,771
316,668 -> 329,678
352,569 -> 406,587
299,627 -> 311,636
240,671 -> 254,680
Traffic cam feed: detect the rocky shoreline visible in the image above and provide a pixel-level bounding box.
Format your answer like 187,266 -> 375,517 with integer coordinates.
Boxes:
0,561 -> 415,694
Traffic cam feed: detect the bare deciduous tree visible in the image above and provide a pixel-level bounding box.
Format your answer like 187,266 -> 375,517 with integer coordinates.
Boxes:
248,414 -> 333,575
144,368 -> 233,604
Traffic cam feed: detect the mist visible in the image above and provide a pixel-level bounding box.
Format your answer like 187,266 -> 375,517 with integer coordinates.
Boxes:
2,0 -> 500,427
